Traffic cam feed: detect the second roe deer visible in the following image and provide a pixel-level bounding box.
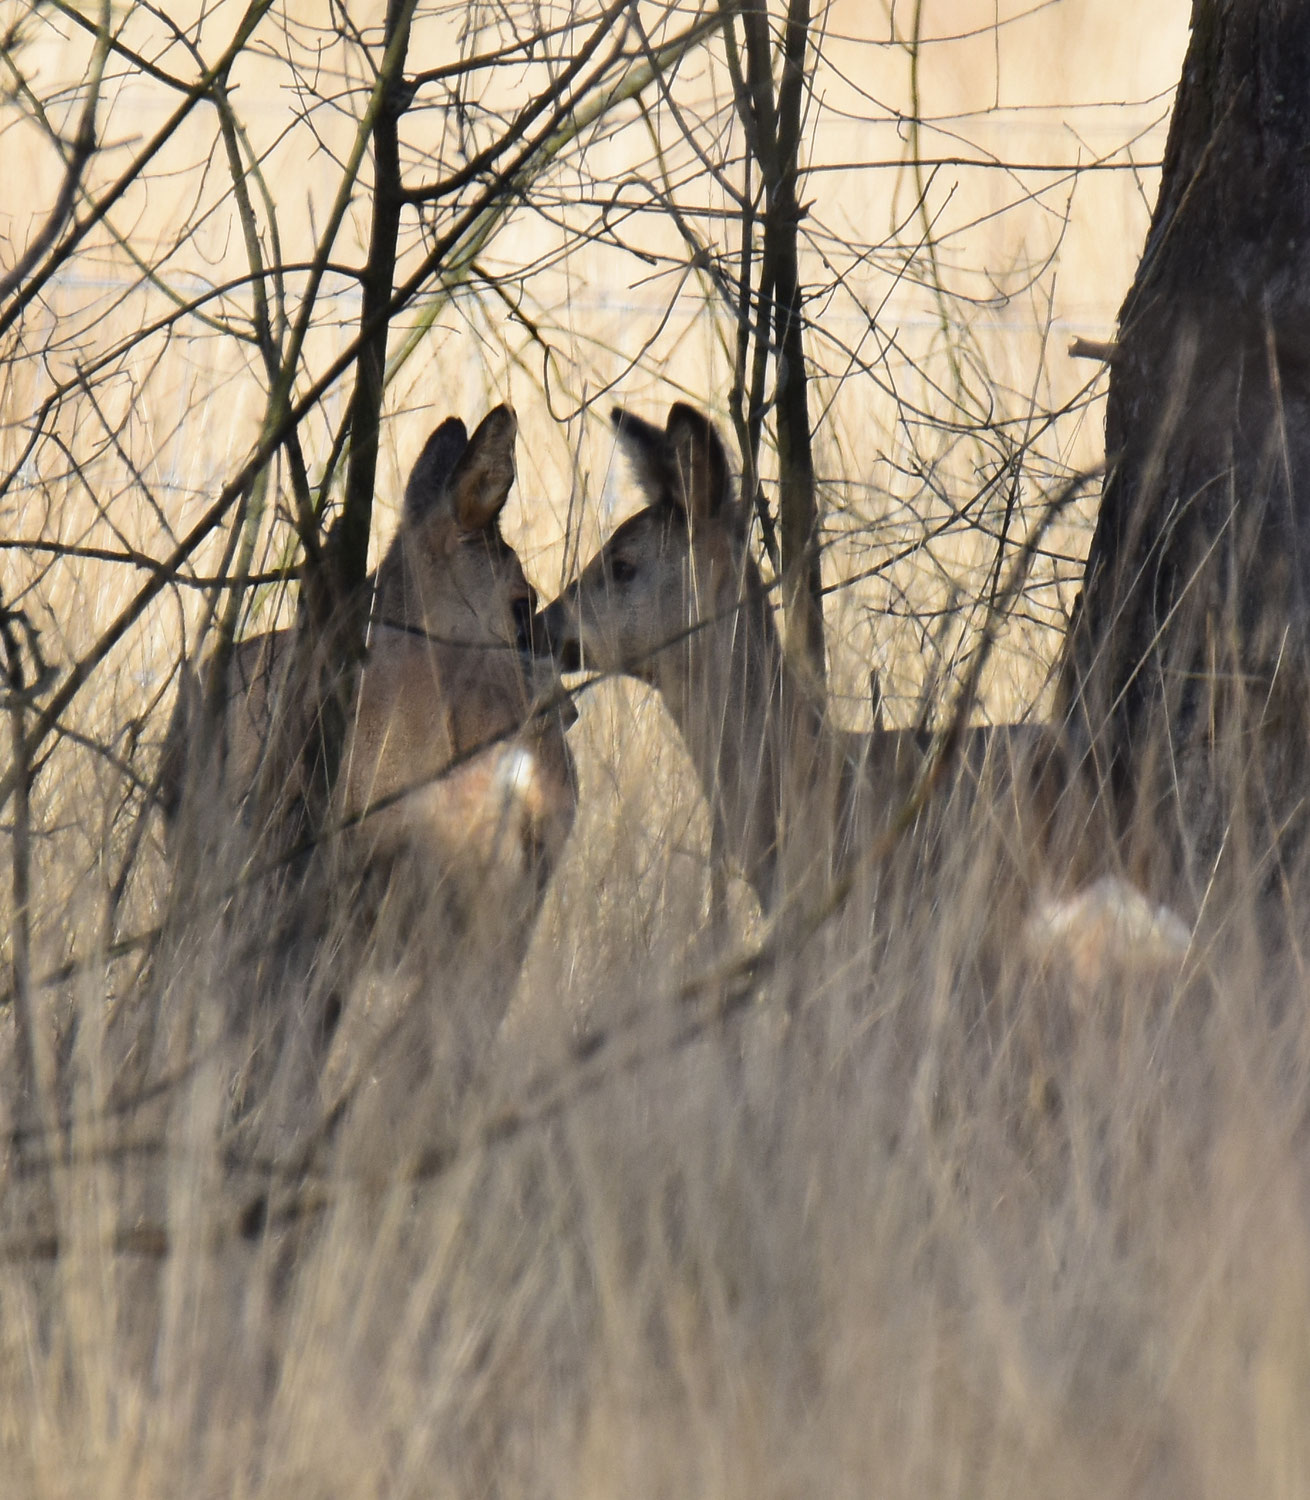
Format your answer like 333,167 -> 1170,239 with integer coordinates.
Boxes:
165,402 -> 576,979
538,403 -> 1188,981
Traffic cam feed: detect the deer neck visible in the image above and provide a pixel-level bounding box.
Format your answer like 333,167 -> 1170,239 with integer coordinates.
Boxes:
651,547 -> 828,909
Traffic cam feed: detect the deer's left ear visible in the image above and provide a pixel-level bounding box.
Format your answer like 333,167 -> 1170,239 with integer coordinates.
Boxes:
665,403 -> 732,530
448,404 -> 518,533
404,416 -> 469,521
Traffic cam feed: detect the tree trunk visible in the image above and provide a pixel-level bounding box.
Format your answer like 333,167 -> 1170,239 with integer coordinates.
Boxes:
332,0 -> 414,617
770,0 -> 825,686
305,0 -> 415,836
1062,0 -> 1310,891
729,0 -> 826,688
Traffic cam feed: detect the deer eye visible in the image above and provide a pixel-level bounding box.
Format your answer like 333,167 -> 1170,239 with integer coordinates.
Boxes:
609,557 -> 638,586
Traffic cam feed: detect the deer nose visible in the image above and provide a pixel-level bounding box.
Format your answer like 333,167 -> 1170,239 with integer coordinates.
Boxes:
532,601 -> 581,674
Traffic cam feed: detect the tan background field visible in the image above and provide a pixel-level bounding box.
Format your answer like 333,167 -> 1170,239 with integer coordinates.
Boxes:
5,0 -> 1189,708
18,10 -> 1308,1500
2,0 -> 1194,977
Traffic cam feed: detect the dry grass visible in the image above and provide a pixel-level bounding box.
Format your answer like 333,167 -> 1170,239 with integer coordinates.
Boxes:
9,4 -> 1308,1498
4,736 -> 1309,1498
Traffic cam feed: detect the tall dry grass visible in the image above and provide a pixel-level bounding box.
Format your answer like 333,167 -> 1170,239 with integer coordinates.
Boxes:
9,4 -> 1309,1498
4,713 -> 1308,1498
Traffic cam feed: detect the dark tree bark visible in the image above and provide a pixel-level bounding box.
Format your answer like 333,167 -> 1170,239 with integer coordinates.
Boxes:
726,0 -> 825,687
301,0 -> 416,836
331,0 -> 416,619
768,0 -> 824,685
1062,0 -> 1310,890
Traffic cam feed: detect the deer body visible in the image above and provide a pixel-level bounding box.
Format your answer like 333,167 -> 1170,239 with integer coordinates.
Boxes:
539,404 -> 1187,977
538,403 -> 1052,910
165,404 -> 576,957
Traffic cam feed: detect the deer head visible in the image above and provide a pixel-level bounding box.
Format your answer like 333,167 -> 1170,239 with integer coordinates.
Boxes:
538,403 -> 750,682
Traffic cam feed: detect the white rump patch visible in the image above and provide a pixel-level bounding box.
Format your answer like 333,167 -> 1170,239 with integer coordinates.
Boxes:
1025,875 -> 1192,986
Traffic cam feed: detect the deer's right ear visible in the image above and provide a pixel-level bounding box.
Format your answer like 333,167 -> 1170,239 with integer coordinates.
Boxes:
665,403 -> 731,528
404,417 -> 469,521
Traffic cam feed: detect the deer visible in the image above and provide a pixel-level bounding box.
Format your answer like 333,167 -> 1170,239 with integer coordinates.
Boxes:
161,404 -> 577,1108
536,402 -> 1189,985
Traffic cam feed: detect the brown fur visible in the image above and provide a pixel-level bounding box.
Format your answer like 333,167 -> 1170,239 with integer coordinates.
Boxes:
539,403 -> 1187,979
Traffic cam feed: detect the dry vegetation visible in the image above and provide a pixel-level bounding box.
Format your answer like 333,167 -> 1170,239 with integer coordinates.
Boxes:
5,2 -> 1310,1497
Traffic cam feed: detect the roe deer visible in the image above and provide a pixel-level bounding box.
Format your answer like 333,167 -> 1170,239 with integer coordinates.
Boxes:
538,403 -> 1188,981
164,403 -> 576,973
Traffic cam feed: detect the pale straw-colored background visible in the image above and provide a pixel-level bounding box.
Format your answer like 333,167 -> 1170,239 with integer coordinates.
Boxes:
3,0 -> 1191,941
5,0 -> 1189,717
21,13 -> 1299,1500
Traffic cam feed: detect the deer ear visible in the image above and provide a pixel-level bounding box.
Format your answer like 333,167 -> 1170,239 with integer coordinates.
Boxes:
665,403 -> 731,528
448,404 -> 518,532
404,417 -> 469,521
611,406 -> 676,511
